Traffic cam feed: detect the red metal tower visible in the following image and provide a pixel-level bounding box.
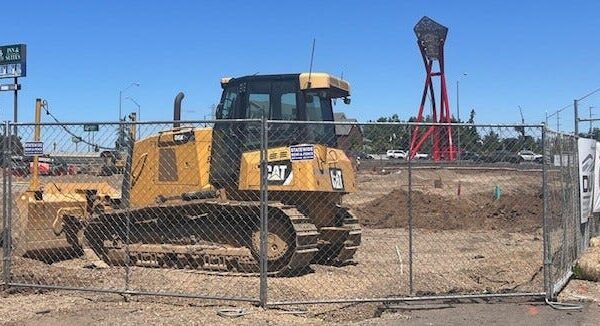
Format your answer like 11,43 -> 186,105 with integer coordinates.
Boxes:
409,16 -> 456,161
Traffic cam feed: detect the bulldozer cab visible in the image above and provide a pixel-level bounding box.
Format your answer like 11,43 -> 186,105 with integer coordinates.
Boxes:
210,73 -> 351,188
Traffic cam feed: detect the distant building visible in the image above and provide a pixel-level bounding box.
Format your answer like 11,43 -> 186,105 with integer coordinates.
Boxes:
334,112 -> 364,152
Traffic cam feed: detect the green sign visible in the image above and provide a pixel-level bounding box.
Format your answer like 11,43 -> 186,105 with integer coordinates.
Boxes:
83,124 -> 99,132
0,44 -> 26,79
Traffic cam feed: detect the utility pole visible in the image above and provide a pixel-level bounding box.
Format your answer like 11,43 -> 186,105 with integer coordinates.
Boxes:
455,73 -> 467,160
13,77 -> 17,137
574,99 -> 579,136
589,106 -> 596,135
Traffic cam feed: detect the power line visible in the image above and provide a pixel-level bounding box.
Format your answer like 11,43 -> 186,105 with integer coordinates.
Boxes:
577,86 -> 600,101
42,102 -> 115,151
546,103 -> 572,119
546,86 -> 600,120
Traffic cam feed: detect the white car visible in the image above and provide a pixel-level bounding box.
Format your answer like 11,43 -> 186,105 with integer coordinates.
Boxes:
386,150 -> 407,159
518,150 -> 542,162
414,152 -> 429,160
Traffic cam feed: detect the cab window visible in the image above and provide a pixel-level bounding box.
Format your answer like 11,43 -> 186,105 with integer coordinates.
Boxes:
247,93 -> 270,119
217,88 -> 237,119
277,93 -> 298,120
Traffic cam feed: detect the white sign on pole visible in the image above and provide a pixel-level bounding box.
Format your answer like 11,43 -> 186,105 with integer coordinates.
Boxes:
578,138 -> 596,223
594,142 -> 600,213
24,141 -> 44,156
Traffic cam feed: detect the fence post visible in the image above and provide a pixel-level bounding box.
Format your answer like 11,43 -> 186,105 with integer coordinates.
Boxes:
4,124 -> 13,286
407,125 -> 414,296
2,122 -> 9,285
541,125 -> 552,300
259,117 -> 269,307
123,127 -> 134,292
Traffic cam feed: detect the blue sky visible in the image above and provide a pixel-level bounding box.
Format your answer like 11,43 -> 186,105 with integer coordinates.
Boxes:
1,1 -> 599,129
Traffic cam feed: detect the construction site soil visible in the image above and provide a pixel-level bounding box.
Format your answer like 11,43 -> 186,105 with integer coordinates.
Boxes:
356,190 -> 543,233
346,167 -> 543,234
0,167 -> 552,324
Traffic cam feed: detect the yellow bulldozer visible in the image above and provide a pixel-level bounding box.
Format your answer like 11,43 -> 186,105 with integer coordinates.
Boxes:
12,72 -> 361,275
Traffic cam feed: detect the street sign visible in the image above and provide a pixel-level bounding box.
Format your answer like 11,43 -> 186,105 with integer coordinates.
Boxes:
0,44 -> 26,79
72,136 -> 83,143
83,124 -> 99,132
24,141 -> 43,156
0,84 -> 20,92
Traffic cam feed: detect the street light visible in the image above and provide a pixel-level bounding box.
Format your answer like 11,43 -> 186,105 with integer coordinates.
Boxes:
125,96 -> 141,121
456,73 -> 467,160
119,82 -> 140,121
116,82 -> 139,150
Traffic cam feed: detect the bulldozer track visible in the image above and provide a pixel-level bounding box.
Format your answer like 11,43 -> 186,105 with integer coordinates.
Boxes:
84,200 -> 320,276
314,205 -> 362,266
332,206 -> 362,265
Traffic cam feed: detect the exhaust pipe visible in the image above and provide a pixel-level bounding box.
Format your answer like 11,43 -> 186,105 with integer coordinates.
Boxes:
173,92 -> 185,128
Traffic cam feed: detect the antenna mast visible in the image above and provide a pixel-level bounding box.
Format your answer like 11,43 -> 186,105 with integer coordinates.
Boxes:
308,38 -> 316,87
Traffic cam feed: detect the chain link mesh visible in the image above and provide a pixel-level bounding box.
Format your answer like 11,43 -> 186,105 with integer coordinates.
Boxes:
3,121 -> 264,301
265,121 -> 544,304
4,119 -> 586,304
544,129 -> 583,297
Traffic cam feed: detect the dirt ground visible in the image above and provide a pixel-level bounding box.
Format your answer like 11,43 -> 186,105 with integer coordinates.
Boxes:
0,281 -> 598,325
347,168 -> 543,233
0,167 -> 566,324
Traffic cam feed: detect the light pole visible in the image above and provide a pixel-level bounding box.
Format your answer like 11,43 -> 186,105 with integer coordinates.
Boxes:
119,82 -> 140,121
117,83 -> 139,150
456,73 -> 467,160
126,96 -> 141,121
126,97 -> 141,139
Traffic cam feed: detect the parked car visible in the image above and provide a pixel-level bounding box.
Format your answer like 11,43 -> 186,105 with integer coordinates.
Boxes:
413,152 -> 429,160
2,156 -> 30,177
348,151 -> 374,160
29,156 -> 74,176
481,150 -> 520,163
459,151 -> 482,162
386,150 -> 407,159
517,150 -> 543,162
534,154 -> 551,164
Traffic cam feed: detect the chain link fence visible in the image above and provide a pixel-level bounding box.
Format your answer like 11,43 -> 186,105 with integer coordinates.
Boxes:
265,121 -> 546,305
543,128 -> 600,298
0,119 -> 593,306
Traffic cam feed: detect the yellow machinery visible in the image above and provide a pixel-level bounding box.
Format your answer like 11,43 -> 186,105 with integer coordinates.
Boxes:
15,73 -> 361,275
12,99 -> 119,258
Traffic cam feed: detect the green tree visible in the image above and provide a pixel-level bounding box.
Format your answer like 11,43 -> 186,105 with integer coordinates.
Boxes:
0,135 -> 24,156
363,115 -> 410,153
482,130 -> 502,152
454,109 -> 481,151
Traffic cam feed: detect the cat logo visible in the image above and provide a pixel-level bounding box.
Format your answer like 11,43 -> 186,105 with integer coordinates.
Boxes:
267,160 -> 293,185
329,168 -> 344,190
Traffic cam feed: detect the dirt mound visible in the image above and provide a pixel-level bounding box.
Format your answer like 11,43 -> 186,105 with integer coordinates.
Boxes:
575,237 -> 600,281
355,189 -> 542,233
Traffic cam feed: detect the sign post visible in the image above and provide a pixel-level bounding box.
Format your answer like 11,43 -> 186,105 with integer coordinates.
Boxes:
83,124 -> 99,152
0,44 -> 27,136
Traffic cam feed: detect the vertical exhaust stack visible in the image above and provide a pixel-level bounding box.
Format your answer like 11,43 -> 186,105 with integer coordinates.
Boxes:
173,92 -> 185,128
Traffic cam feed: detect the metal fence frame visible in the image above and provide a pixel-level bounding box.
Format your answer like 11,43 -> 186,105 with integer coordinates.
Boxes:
1,119 -> 596,307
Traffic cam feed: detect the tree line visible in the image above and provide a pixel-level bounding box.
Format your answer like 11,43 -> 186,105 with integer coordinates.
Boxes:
360,109 -> 542,154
